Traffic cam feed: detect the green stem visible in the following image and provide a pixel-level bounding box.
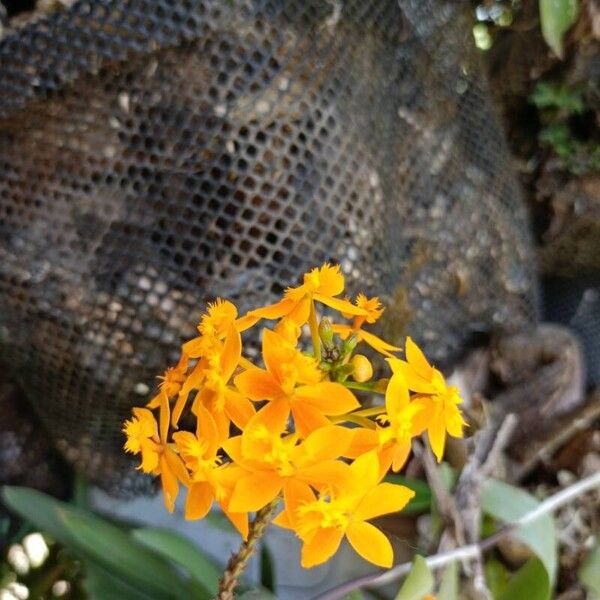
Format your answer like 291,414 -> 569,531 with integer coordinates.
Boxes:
308,300 -> 321,363
330,413 -> 376,429
341,381 -> 378,392
353,406 -> 386,418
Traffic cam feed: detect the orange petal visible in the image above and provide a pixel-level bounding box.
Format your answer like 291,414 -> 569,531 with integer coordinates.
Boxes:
248,399 -> 290,433
146,393 -> 162,409
290,403 -> 330,438
224,390 -> 256,430
297,460 -> 352,491
194,404 -> 221,455
297,426 -> 354,463
388,358 -> 437,394
359,329 -> 401,355
282,479 -> 315,530
272,509 -> 293,529
164,447 -> 191,486
301,528 -> 344,568
229,471 -> 282,513
314,294 -> 367,316
406,336 -> 434,379
345,427 -> 379,458
287,295 -> 311,326
346,521 -> 393,568
181,336 -> 207,358
349,450 -> 381,489
139,441 -> 159,473
315,264 -> 345,297
262,328 -> 287,383
222,507 -> 249,540
330,323 -> 352,338
391,441 -> 412,473
221,325 -> 241,381
354,483 -> 415,521
222,435 -> 243,464
428,414 -> 446,462
235,313 -> 260,332
385,372 -> 410,417
159,391 -> 170,443
294,383 -> 360,415
410,396 -> 435,435
250,298 -> 296,321
185,482 -> 214,520
234,369 -> 280,401
160,455 -> 179,513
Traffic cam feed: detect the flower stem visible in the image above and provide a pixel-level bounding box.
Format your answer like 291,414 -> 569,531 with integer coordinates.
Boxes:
308,300 -> 321,363
215,498 -> 279,600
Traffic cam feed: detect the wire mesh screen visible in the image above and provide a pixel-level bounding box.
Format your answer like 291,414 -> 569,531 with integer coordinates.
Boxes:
0,0 -> 538,493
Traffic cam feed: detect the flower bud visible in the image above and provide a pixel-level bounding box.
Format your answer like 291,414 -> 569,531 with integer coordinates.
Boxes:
318,317 -> 334,348
342,333 -> 358,355
351,354 -> 373,383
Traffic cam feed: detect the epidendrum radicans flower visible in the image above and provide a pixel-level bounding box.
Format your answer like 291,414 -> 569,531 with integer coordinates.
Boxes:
123,262 -> 467,569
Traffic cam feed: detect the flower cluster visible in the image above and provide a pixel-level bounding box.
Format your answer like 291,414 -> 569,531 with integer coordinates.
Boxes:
123,264 -> 466,568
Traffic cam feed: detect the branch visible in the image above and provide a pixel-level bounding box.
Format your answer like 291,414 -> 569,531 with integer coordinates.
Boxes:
313,470 -> 600,600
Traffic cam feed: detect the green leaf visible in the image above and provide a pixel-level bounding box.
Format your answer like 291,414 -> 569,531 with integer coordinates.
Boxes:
438,560 -> 458,600
132,527 -> 219,596
498,557 -> 551,600
62,512 -> 191,599
481,479 -> 557,585
384,474 -> 432,514
539,0 -> 579,58
83,563 -> 158,600
342,592 -> 365,600
579,538 -> 600,598
2,486 -> 78,544
260,543 -> 275,592
1,487 -> 191,600
485,558 -> 510,598
394,555 -> 433,600
237,590 -> 278,599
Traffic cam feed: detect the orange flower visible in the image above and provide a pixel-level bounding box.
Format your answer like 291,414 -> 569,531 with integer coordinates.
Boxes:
123,401 -> 189,512
235,329 -> 359,437
173,405 -> 248,538
389,337 -> 466,461
189,326 -> 255,439
223,401 -> 354,513
332,294 -> 400,356
274,451 -> 415,568
146,353 -> 189,410
345,373 -> 422,473
247,264 -> 367,327
182,299 -> 255,358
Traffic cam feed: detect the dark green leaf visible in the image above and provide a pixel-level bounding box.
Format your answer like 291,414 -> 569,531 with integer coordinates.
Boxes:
2,487 -> 191,599
485,558 -> 510,599
498,557 -> 551,600
132,527 -> 219,596
260,543 -> 275,592
83,563 -> 158,600
62,511 -> 190,599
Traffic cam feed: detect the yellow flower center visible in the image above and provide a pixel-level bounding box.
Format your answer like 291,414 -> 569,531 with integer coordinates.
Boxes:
199,299 -> 238,338
280,362 -> 299,397
249,426 -> 295,476
296,497 -> 349,538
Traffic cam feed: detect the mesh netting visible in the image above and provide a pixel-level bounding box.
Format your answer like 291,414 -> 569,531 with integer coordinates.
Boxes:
0,0 -> 538,493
